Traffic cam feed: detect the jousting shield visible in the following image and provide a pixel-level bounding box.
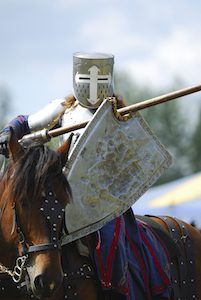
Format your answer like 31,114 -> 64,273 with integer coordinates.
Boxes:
62,99 -> 172,244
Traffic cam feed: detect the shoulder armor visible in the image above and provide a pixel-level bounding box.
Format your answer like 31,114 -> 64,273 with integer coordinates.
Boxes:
28,98 -> 69,132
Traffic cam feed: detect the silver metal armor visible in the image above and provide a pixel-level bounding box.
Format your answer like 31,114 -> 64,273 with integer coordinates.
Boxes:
73,52 -> 114,108
61,100 -> 94,152
28,98 -> 69,132
62,99 -> 172,243
21,96 -> 172,243
20,52 -> 172,243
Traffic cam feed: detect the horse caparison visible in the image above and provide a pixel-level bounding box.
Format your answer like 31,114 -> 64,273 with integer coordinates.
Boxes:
0,130 -> 201,300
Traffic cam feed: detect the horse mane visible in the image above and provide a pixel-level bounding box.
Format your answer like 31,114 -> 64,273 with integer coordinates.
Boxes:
6,143 -> 70,205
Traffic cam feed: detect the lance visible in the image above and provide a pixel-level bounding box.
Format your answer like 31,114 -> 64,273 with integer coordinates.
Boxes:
20,83 -> 201,144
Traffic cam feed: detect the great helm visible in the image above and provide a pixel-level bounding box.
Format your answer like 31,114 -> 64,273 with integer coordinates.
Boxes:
73,52 -> 114,108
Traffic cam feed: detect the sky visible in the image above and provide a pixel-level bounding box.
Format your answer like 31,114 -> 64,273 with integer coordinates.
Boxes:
1,0 -> 201,117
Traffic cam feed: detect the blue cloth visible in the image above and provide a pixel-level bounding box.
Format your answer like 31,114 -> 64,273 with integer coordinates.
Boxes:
93,209 -> 172,299
3,115 -> 30,139
2,114 -> 61,139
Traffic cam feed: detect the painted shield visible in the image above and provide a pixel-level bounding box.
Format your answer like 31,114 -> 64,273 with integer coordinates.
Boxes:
62,99 -> 172,244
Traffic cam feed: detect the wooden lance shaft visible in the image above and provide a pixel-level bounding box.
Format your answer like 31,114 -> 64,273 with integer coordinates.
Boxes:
48,84 -> 201,138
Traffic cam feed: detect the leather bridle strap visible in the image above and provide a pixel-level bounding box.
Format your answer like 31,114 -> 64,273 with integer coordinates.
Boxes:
13,203 -> 29,255
12,184 -> 65,256
28,243 -> 61,253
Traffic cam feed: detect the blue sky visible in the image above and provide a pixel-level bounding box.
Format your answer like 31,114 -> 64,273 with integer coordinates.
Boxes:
1,0 -> 201,117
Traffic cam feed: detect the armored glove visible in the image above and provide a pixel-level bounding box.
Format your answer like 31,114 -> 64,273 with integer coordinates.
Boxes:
0,128 -> 11,158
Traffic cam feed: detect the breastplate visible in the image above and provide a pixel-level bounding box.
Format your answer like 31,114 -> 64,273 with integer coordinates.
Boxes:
61,103 -> 94,154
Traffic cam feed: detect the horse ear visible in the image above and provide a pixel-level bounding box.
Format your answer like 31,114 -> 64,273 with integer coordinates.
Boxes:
9,128 -> 24,162
57,133 -> 74,167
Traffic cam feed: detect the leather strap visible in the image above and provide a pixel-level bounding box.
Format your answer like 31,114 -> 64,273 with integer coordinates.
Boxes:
151,216 -> 197,299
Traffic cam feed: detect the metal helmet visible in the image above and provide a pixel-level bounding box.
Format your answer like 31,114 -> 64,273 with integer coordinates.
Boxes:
73,52 -> 114,108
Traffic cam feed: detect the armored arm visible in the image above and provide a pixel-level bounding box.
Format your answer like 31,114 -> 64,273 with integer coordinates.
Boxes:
0,97 -> 72,157
0,115 -> 30,157
28,98 -> 69,132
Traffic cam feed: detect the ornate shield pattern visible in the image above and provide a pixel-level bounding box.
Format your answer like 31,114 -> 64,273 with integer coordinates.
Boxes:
62,99 -> 172,244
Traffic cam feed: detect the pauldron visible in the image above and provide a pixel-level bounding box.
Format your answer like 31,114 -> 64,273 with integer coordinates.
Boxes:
28,98 -> 69,132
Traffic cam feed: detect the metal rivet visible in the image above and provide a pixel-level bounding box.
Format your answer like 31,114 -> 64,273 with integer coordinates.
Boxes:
45,199 -> 49,203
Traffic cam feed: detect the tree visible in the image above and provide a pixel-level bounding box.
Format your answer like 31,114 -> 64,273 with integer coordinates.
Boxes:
190,106 -> 201,173
0,85 -> 12,166
0,85 -> 12,128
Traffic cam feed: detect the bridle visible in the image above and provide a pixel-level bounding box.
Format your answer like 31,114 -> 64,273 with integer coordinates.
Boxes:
0,183 -> 65,283
13,184 -> 65,255
0,184 -> 97,299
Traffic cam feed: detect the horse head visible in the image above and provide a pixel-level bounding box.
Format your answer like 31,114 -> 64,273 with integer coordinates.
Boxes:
0,129 -> 73,299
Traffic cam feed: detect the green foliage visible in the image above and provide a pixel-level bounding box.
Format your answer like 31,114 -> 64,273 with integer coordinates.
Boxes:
190,107 -> 201,173
0,85 -> 12,128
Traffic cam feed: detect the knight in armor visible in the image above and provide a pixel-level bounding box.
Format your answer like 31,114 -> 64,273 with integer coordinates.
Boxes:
0,52 -> 172,299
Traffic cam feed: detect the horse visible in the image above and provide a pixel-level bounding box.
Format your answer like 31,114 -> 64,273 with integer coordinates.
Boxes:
1,130 -> 201,299
0,130 -> 98,300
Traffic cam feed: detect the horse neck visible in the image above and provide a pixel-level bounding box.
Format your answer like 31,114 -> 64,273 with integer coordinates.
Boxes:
0,178 -> 19,268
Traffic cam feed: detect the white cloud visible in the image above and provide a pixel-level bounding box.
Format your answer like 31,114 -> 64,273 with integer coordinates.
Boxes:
118,27 -> 201,89
79,11 -> 148,57
158,29 -> 201,79
1,0 -> 201,115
